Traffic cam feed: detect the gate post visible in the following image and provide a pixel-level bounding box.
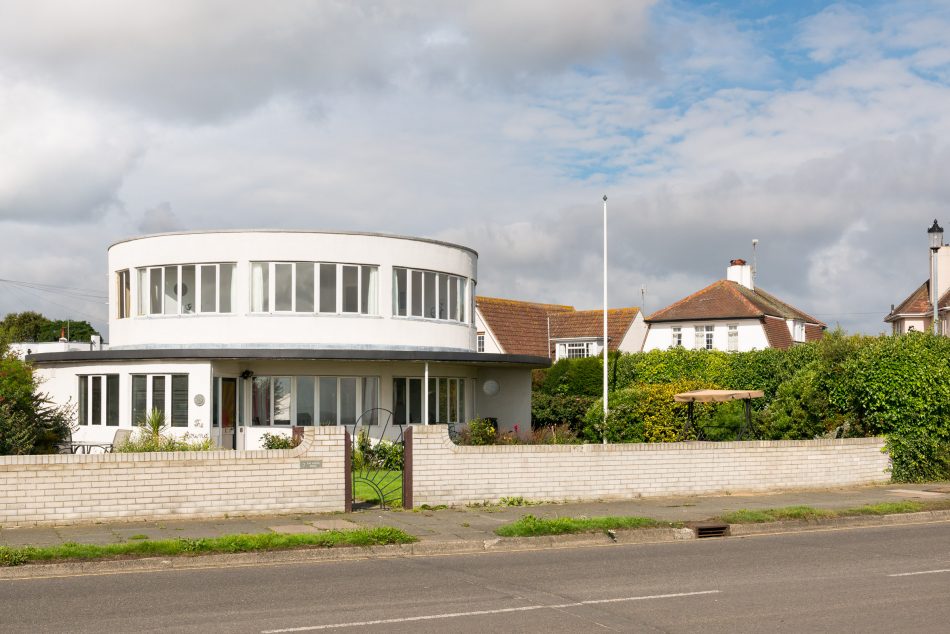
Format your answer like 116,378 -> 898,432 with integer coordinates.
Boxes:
402,426 -> 413,510
344,429 -> 352,513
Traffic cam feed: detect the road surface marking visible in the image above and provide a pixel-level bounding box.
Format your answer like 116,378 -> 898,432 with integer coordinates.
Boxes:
889,568 -> 950,577
261,590 -> 721,632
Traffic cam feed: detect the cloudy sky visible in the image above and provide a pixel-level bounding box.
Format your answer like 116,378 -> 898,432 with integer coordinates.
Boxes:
1,0 -> 949,338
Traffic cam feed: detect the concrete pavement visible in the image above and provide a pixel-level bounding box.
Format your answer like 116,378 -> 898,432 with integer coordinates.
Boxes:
2,482 -> 948,550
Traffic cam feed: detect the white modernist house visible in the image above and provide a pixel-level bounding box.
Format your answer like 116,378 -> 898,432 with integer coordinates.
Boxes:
28,231 -> 548,449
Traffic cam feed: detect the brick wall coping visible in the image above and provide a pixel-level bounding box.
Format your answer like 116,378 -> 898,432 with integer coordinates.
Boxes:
412,425 -> 885,452
0,426 -> 341,467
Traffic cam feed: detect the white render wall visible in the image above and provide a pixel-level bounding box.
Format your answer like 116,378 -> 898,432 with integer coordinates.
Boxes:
473,367 -> 532,434
474,309 -> 505,354
38,360 -> 213,444
643,319 -> 769,352
108,231 -> 477,350
618,312 -> 648,353
411,426 -> 889,505
0,427 -> 346,527
39,359 -> 504,448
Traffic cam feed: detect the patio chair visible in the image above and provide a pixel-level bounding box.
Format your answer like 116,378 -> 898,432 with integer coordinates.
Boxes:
105,428 -> 133,452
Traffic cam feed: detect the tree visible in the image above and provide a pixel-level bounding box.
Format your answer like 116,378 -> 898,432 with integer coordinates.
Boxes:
0,351 -> 75,454
0,311 -> 49,342
0,311 -> 99,343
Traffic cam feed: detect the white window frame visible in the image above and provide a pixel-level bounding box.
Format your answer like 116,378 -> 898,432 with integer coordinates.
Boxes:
727,324 -> 738,352
247,375 -> 380,427
671,326 -> 682,348
792,320 -> 806,343
250,262 -> 378,315
694,325 -> 714,350
116,270 -> 131,319
392,267 -> 469,324
77,374 -> 120,426
130,373 -> 189,427
476,332 -> 485,353
135,263 -> 235,316
425,377 -> 467,425
565,342 -> 591,359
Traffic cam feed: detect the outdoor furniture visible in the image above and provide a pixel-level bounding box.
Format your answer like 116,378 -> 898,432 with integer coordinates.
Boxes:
673,389 -> 765,439
56,428 -> 132,454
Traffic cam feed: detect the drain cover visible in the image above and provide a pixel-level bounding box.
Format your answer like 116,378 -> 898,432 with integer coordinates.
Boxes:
690,522 -> 730,538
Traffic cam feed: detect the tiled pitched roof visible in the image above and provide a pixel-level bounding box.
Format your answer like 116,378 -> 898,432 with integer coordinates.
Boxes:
475,296 -> 573,356
804,323 -> 824,342
885,280 -> 950,321
549,308 -> 641,351
646,280 -> 825,327
762,315 -> 793,350
476,297 -> 641,356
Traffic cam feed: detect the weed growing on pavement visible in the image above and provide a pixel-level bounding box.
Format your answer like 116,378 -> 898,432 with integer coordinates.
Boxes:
0,527 -> 415,567
495,514 -> 670,537
718,500 -> 947,524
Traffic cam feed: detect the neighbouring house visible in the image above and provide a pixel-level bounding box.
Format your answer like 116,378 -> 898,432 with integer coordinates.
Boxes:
642,259 -> 825,352
475,296 -> 647,360
7,337 -> 105,360
885,220 -> 950,335
26,230 -> 550,449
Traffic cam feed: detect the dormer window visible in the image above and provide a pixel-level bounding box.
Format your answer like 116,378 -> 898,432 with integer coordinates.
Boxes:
792,320 -> 805,343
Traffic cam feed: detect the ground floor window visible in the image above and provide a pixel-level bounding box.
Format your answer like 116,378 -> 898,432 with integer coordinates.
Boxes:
249,375 -> 379,427
393,378 -> 423,425
393,377 -> 466,425
131,374 -> 189,427
77,375 -> 119,426
694,325 -> 714,350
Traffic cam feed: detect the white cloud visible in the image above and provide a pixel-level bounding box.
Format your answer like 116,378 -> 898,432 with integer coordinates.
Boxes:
1,1 -> 950,337
0,78 -> 142,224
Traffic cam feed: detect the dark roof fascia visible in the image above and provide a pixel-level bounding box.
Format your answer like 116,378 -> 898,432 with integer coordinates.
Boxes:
27,348 -> 550,368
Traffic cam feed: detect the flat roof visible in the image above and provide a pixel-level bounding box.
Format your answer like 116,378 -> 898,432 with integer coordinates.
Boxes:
108,229 -> 478,258
27,348 -> 549,367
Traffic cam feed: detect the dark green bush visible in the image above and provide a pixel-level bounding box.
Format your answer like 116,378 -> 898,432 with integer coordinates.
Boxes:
0,351 -> 74,455
531,392 -> 596,430
261,432 -> 300,450
540,356 -> 604,396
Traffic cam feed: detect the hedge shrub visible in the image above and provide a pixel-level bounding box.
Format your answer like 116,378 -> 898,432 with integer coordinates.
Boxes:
579,379 -> 715,443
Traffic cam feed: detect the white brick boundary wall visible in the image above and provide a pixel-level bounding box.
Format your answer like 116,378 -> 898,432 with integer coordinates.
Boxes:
0,428 -> 346,527
411,426 -> 890,506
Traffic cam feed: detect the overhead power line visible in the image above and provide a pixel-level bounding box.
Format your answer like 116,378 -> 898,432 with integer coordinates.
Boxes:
0,277 -> 107,301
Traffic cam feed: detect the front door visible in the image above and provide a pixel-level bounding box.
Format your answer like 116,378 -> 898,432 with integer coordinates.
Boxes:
221,378 -> 237,450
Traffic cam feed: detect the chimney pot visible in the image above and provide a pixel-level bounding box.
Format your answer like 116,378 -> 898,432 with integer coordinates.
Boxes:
730,258 -> 746,266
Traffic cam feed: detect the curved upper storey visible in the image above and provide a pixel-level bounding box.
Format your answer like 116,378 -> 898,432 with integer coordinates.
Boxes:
109,231 -> 478,350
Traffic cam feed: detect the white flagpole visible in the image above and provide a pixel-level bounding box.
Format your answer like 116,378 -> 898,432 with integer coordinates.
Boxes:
603,194 -> 608,445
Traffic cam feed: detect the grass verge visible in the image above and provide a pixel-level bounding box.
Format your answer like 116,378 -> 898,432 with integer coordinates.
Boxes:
0,527 -> 415,568
719,500 -> 950,524
495,514 -> 676,537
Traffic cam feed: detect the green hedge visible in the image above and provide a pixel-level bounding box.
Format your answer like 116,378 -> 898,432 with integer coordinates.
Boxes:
532,331 -> 950,482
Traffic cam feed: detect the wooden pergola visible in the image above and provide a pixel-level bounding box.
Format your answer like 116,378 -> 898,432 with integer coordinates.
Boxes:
673,389 -> 765,439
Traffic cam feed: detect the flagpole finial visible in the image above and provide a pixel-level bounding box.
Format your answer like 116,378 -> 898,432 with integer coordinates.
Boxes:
603,194 -> 607,202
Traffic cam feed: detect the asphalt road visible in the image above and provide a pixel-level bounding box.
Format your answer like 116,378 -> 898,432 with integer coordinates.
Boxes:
2,522 -> 949,633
